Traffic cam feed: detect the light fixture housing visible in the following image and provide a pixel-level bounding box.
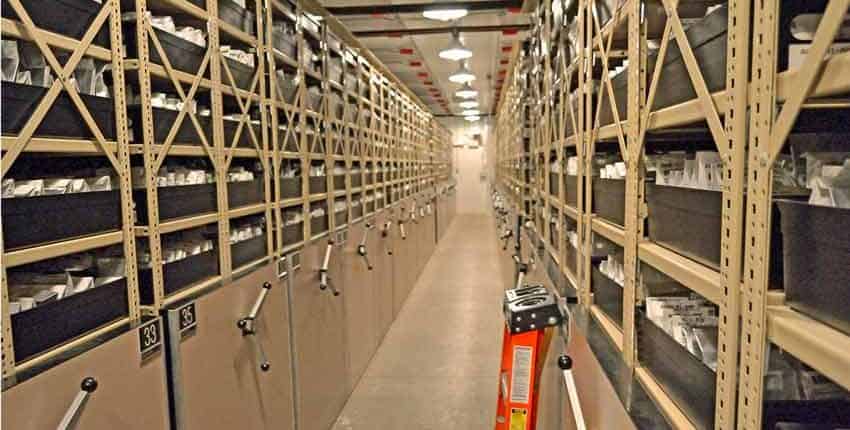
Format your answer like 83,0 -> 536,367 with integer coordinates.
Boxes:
459,100 -> 479,109
462,109 -> 481,116
464,115 -> 481,122
455,83 -> 478,99
449,62 -> 476,84
423,8 -> 468,21
438,31 -> 472,61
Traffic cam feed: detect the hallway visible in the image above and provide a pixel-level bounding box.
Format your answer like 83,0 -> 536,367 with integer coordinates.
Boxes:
332,213 -> 507,429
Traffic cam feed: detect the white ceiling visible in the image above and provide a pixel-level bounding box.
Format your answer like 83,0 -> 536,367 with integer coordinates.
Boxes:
320,0 -> 528,125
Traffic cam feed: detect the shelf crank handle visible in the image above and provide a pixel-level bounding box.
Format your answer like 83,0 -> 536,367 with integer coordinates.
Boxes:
57,377 -> 98,430
358,223 -> 374,270
559,355 -> 586,430
237,282 -> 273,371
319,240 -> 334,291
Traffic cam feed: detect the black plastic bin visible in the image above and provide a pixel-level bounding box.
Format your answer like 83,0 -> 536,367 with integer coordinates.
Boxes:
549,172 -> 560,196
223,57 -> 257,91
282,222 -> 303,245
352,174 -> 362,188
592,177 -> 625,226
777,200 -> 850,336
227,178 -> 264,208
309,176 -> 327,194
637,311 -> 717,430
2,0 -> 108,44
219,0 -> 256,35
352,205 -> 363,220
124,26 -> 206,75
11,278 -> 128,361
280,177 -> 301,199
134,183 -> 217,224
2,82 -> 116,140
311,216 -> 328,235
222,119 -> 261,149
334,210 -> 347,228
592,266 -> 623,327
272,28 -> 297,59
564,242 -> 579,276
564,175 -> 579,207
128,105 -> 210,145
139,249 -> 219,304
2,190 -> 121,250
231,234 -> 266,268
646,183 -> 790,282
333,174 -> 345,191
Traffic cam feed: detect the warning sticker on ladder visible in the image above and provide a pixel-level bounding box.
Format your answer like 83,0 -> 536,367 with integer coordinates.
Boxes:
510,345 -> 533,404
510,408 -> 528,430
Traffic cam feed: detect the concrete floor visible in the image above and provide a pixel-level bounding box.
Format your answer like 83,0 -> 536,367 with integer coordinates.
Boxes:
332,213 -> 506,429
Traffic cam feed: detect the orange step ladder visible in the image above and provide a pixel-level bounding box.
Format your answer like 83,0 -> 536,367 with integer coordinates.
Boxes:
495,285 -> 563,430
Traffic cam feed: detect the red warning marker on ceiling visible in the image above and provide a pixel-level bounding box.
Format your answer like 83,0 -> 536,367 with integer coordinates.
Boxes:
501,46 -> 512,53
400,48 -> 414,55
507,7 -> 521,14
424,81 -> 433,85
417,72 -> 429,78
410,61 -> 422,67
498,69 -> 507,75
502,29 -> 518,36
500,59 -> 510,65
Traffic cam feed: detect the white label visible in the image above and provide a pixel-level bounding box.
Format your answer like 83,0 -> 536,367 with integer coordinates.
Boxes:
788,43 -> 850,71
510,346 -> 534,404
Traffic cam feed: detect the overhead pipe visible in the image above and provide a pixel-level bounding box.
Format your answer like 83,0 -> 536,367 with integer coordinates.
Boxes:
353,24 -> 531,38
326,0 -> 523,16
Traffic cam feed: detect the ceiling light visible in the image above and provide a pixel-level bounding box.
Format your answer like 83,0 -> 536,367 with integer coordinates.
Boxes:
459,100 -> 479,109
462,109 -> 480,116
465,115 -> 481,122
438,30 -> 473,61
423,8 -> 468,21
449,62 -> 475,84
455,83 -> 478,99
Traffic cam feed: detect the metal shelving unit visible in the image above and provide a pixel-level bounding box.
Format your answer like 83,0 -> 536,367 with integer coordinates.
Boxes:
495,0 -> 850,429
1,0 -> 452,382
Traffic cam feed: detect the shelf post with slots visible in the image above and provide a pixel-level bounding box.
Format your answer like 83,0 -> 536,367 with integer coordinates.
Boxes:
622,0 -> 645,370
1,0 -> 140,374
738,0 -> 850,427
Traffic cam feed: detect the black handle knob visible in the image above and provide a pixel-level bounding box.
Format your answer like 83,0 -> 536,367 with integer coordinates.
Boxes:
262,281 -> 272,290
557,355 -> 573,371
260,362 -> 271,372
80,377 -> 98,393
332,290 -> 340,296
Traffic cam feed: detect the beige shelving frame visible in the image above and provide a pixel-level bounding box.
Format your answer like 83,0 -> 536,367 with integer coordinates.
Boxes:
494,0 -> 850,429
1,0 -> 451,381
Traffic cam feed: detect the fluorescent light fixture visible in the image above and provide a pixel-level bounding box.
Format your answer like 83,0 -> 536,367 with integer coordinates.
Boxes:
459,100 -> 479,109
438,31 -> 472,61
449,62 -> 475,84
423,8 -> 468,21
465,115 -> 481,122
462,109 -> 481,116
455,83 -> 478,99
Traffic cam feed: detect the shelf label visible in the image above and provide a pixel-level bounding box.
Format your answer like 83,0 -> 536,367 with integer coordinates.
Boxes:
138,318 -> 162,359
177,302 -> 198,334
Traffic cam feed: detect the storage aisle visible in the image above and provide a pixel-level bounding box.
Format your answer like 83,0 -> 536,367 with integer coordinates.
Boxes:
332,214 -> 504,429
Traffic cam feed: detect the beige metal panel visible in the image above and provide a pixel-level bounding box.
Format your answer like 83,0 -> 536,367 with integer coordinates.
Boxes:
341,222 -> 379,391
2,324 -> 170,429
372,212 -> 395,339
170,264 -> 294,430
565,319 -> 637,430
288,240 -> 348,430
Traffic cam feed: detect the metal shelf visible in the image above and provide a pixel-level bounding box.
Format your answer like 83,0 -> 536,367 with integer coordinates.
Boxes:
768,306 -> 850,391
